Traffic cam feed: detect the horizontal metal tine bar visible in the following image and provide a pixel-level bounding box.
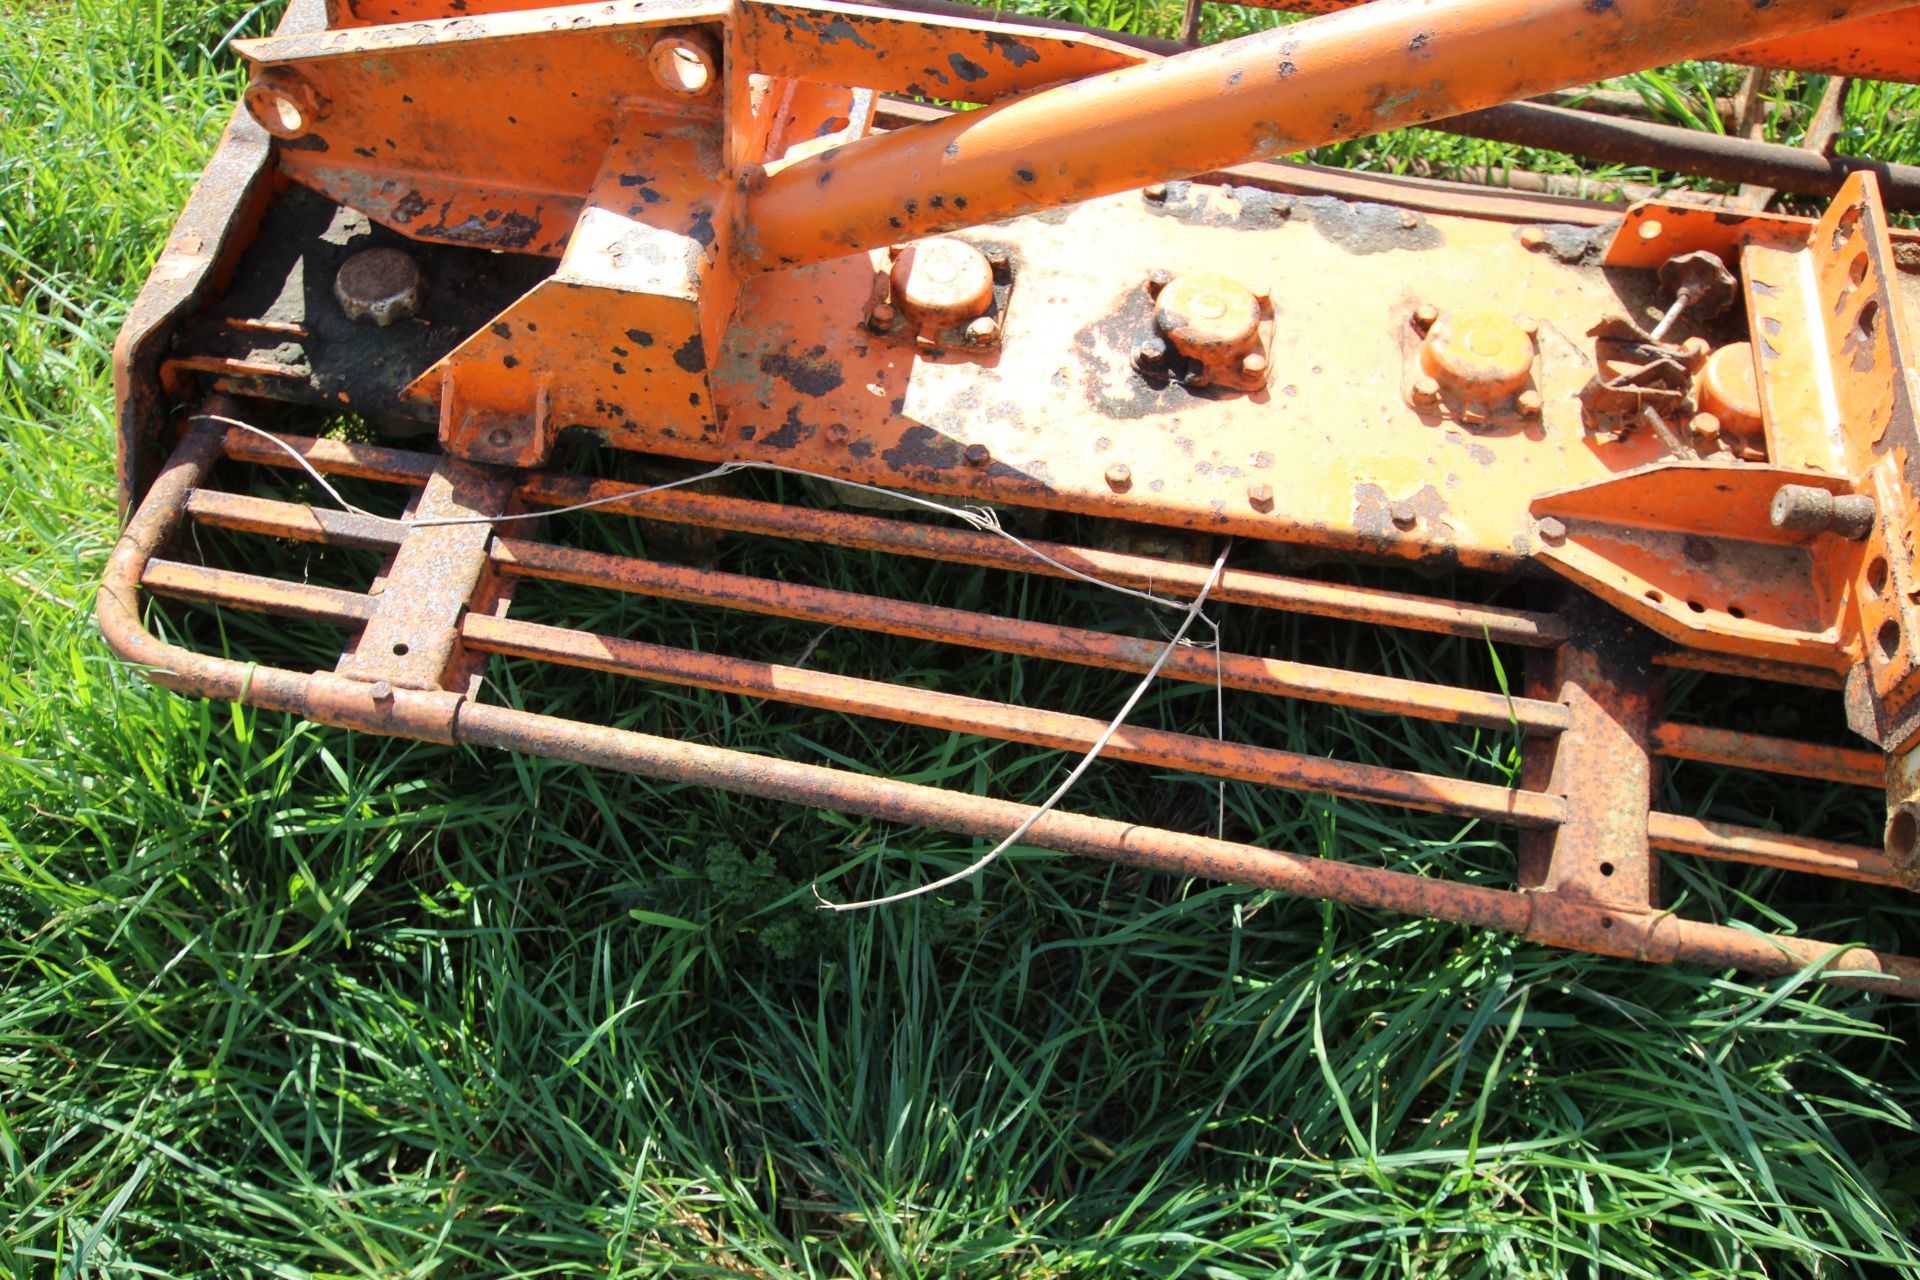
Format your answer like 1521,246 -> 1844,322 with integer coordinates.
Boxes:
218,429 -> 1567,647
1651,721 -> 1883,789
1654,647 -> 1847,690
143,559 -> 380,625
223,426 -> 439,486
187,488 -> 406,550
491,537 -> 1569,734
1647,811 -> 1898,887
460,612 -> 1568,828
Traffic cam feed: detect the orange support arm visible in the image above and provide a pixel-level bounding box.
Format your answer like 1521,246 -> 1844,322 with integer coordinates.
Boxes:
741,0 -> 1919,269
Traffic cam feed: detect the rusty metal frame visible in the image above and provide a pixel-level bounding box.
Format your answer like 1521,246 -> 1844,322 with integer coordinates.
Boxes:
101,0 -> 1920,994
102,418 -> 1920,993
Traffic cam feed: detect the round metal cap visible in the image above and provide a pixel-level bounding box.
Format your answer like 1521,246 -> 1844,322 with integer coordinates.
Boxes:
889,239 -> 994,332
1698,341 -> 1762,434
1418,310 -> 1534,400
1153,272 -> 1260,363
334,248 -> 424,327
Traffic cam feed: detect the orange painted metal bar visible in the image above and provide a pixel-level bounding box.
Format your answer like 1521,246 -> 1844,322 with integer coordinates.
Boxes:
216,430 -> 1570,647
1188,0 -> 1920,81
459,612 -> 1567,826
741,0 -> 1918,268
1646,812 -> 1898,887
487,536 -> 1569,733
1651,721 -> 1885,789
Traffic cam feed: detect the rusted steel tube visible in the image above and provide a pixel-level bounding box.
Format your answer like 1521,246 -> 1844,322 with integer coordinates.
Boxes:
217,430 -> 1569,646
1651,722 -> 1885,789
144,558 -> 381,624
1448,102 -> 1920,211
742,0 -> 1916,268
460,612 -> 1567,826
453,700 -> 1920,995
1646,812 -> 1899,887
96,420 -> 314,716
488,536 -> 1569,733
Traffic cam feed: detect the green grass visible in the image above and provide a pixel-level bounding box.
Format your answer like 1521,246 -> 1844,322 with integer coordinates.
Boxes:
6,0 -> 1920,1275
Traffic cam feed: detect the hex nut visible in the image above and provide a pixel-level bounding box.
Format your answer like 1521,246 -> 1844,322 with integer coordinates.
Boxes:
1105,463 -> 1133,493
963,442 -> 992,467
334,248 -> 423,327
1248,481 -> 1274,512
1535,516 -> 1569,546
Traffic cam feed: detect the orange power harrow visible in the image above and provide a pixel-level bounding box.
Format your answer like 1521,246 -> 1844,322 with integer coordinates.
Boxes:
104,0 -> 1920,992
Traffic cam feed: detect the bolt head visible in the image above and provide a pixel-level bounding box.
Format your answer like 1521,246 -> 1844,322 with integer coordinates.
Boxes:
1132,336 -> 1169,374
1146,269 -> 1173,297
1535,516 -> 1568,545
1516,390 -> 1544,417
369,680 -> 394,703
1519,227 -> 1546,250
1241,352 -> 1268,377
1247,481 -> 1274,512
1411,375 -> 1441,405
1390,502 -> 1419,531
1689,412 -> 1722,442
1143,182 -> 1168,202
1400,210 -> 1420,230
1105,462 -> 1133,493
1412,304 -> 1439,332
965,316 -> 999,345
487,427 -> 513,448
868,303 -> 897,332
334,247 -> 423,327
963,442 -> 992,467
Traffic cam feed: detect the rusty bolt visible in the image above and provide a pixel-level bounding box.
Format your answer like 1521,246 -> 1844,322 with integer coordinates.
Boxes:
1105,462 -> 1133,493
983,246 -> 1012,278
1411,375 -> 1441,406
1519,227 -> 1546,250
1133,335 -> 1169,375
1389,501 -> 1419,531
487,427 -> 513,449
1689,412 -> 1722,444
1143,182 -> 1168,202
963,442 -> 992,468
1248,481 -> 1275,512
867,303 -> 897,332
1515,315 -> 1539,341
369,680 -> 394,703
334,248 -> 423,327
1516,389 -> 1544,417
1535,515 -> 1569,546
965,316 -> 999,346
1770,484 -> 1877,541
1412,303 -> 1439,333
1241,351 -> 1269,378
1146,269 -> 1173,297
1460,408 -> 1489,426
827,422 -> 850,443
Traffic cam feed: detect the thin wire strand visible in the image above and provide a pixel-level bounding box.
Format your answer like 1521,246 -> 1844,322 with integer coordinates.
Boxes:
815,544 -> 1231,912
195,415 -> 1198,614
194,412 -> 1238,882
